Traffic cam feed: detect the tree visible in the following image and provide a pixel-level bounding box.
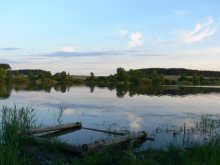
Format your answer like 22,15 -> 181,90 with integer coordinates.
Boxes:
89,72 -> 95,82
60,71 -> 67,81
116,67 -> 128,82
0,64 -> 11,70
193,74 -> 200,85
0,68 -> 7,80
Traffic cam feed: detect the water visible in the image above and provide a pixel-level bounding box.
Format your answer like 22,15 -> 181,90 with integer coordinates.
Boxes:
1,84 -> 220,149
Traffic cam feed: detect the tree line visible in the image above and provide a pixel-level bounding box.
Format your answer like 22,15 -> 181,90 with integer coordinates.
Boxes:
0,64 -> 82,85
139,68 -> 220,77
86,67 -> 220,86
1,64 -> 220,86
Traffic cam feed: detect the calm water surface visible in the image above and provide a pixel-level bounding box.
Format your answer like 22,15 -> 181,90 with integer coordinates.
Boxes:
1,85 -> 220,149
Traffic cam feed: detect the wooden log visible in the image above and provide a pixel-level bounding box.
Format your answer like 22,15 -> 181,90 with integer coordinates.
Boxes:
82,131 -> 147,152
25,136 -> 83,153
39,127 -> 80,138
19,122 -> 82,135
82,127 -> 128,136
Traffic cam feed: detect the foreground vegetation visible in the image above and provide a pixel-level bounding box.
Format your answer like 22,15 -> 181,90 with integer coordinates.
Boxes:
0,106 -> 35,164
0,106 -> 220,165
74,142 -> 220,165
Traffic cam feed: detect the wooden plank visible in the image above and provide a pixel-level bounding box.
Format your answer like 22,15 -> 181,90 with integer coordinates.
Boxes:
19,122 -> 82,135
82,127 -> 128,136
82,131 -> 147,152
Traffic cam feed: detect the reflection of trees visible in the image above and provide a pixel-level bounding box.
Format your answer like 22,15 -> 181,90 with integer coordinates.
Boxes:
89,84 -> 95,93
0,83 -> 12,99
115,84 -> 129,98
3,81 -> 220,99
114,85 -> 220,98
54,83 -> 69,93
86,83 -> 220,98
0,82 -> 75,97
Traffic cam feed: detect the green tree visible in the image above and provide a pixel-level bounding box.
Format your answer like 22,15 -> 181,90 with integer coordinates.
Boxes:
89,72 -> 95,82
193,74 -> 201,85
0,64 -> 11,70
60,71 -> 67,81
116,67 -> 128,82
0,68 -> 7,80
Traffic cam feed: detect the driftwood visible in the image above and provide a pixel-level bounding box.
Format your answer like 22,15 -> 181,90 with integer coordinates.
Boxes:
25,136 -> 83,153
82,127 -> 128,136
82,131 -> 147,152
19,122 -> 82,135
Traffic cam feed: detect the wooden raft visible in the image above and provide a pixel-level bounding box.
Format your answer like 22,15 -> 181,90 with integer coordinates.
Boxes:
20,122 -> 153,153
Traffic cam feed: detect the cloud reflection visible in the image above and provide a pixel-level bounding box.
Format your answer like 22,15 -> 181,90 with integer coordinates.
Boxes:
125,112 -> 142,130
63,108 -> 76,115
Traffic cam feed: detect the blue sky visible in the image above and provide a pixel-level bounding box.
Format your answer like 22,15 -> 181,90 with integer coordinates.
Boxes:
0,0 -> 220,75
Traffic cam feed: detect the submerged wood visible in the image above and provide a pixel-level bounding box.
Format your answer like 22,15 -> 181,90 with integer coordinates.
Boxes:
25,136 -> 83,153
82,127 -> 128,136
20,122 -> 82,135
82,131 -> 147,152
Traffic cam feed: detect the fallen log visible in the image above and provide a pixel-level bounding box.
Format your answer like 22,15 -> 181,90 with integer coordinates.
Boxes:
19,122 -> 82,135
82,127 -> 128,136
82,131 -> 147,152
24,136 -> 83,153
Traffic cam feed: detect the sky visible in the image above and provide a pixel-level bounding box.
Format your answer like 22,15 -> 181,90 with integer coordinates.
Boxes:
0,0 -> 220,75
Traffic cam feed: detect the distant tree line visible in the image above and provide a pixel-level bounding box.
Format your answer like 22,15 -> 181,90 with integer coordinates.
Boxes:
86,67 -> 220,86
1,64 -> 220,87
0,64 -> 82,85
139,68 -> 220,77
86,67 -> 173,86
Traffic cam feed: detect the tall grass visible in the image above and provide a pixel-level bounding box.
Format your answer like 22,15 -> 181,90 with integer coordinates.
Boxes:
0,106 -> 36,165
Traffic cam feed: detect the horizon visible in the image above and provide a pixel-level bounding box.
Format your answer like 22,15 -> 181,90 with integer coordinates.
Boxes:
1,0 -> 220,75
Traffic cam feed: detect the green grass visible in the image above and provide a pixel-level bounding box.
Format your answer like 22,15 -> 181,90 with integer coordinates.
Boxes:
0,105 -> 36,165
72,142 -> 220,165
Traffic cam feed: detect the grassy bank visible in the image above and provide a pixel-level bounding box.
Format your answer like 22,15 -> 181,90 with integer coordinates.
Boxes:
0,106 -> 220,165
72,142 -> 220,165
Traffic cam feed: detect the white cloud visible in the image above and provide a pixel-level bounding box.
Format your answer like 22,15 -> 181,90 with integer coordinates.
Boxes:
178,17 -> 217,44
173,9 -> 187,17
175,46 -> 220,57
128,32 -> 143,48
117,30 -> 128,37
157,17 -> 218,45
60,46 -> 76,52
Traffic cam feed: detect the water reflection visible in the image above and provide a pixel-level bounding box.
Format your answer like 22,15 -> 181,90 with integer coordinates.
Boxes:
0,83 -> 220,149
1,83 -> 220,99
0,83 -> 12,99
